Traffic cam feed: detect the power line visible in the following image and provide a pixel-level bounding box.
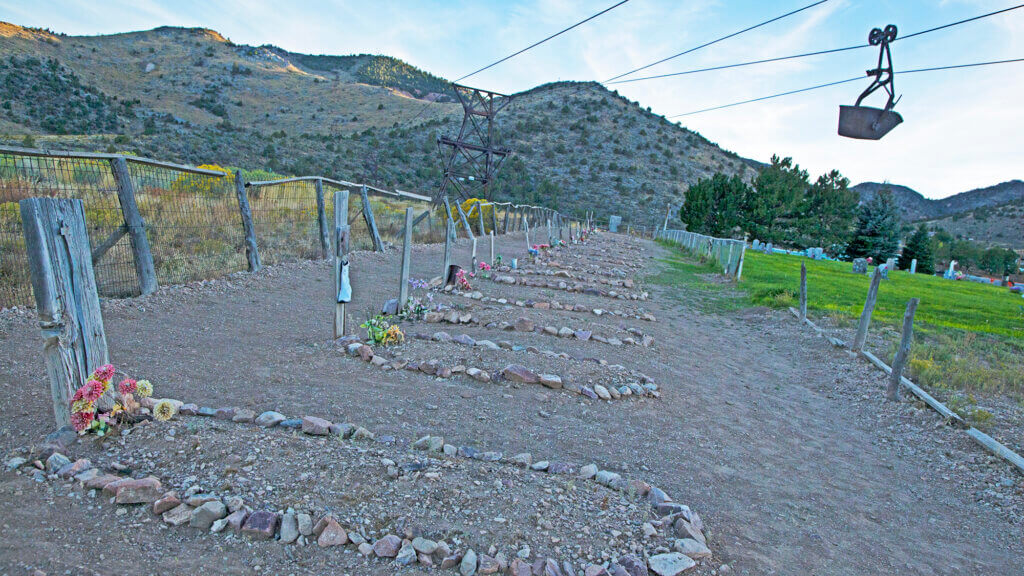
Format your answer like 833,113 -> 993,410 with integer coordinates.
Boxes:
397,0 -> 632,128
455,0 -> 632,83
669,57 -> 1024,118
610,3 -> 1024,85
604,0 -> 830,83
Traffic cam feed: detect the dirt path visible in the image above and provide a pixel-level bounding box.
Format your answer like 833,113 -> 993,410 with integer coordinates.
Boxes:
1,233 -> 1021,575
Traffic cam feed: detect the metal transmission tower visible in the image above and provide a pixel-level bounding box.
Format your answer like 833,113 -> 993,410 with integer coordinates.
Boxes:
434,84 -> 513,203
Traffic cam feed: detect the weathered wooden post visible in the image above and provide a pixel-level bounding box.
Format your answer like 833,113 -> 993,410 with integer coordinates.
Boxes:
314,178 -> 330,259
887,298 -> 920,401
110,156 -> 157,295
799,261 -> 808,322
456,200 -> 475,241
442,195 -> 457,238
491,205 -> 499,236
442,216 -> 453,280
471,237 -> 478,272
502,205 -> 509,234
736,241 -> 747,280
398,207 -> 414,310
334,189 -> 351,338
524,217 -> 531,250
852,267 -> 884,352
477,201 -> 486,237
359,185 -> 384,252
233,171 -> 261,272
489,230 -> 495,265
21,198 -> 109,428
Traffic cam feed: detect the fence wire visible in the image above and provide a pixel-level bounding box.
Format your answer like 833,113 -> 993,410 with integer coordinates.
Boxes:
0,153 -> 134,304
248,180 -> 322,264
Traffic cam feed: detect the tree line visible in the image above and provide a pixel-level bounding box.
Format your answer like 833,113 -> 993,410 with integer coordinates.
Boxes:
679,156 -> 1020,277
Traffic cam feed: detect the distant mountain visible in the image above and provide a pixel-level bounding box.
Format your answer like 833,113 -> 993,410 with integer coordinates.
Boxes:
852,180 -> 1024,222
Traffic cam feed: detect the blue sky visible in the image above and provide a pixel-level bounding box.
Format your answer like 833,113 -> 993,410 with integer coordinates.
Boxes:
1,1 -> 1021,199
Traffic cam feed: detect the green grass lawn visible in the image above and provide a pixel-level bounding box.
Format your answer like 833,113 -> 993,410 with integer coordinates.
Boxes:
651,241 -> 1024,406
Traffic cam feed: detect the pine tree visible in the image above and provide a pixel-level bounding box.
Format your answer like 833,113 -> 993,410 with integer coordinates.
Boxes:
898,224 -> 934,274
846,189 -> 901,261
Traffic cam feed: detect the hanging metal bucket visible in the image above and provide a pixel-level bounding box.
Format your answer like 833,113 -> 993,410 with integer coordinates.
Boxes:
838,105 -> 903,140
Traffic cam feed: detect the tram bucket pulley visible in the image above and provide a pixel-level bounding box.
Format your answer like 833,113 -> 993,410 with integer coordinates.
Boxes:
839,24 -> 903,140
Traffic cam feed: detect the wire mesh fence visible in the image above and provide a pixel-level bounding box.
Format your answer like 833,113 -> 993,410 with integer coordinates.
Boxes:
248,179 -> 323,265
0,153 -> 135,305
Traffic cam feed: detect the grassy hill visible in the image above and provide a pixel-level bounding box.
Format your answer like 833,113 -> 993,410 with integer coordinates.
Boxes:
0,22 -> 754,224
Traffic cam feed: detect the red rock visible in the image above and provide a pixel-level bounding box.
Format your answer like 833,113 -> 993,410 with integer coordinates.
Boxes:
317,518 -> 348,547
85,474 -> 121,490
510,558 -> 532,576
57,458 -> 92,479
373,534 -> 402,557
226,509 -> 249,532
357,345 -> 374,362
111,476 -> 163,504
152,494 -> 181,515
302,416 -> 332,436
502,364 -> 539,384
241,510 -> 279,540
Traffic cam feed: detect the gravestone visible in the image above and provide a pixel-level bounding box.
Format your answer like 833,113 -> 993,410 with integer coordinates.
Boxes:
752,239 -> 760,250
852,258 -> 868,274
764,242 -> 773,254
886,257 -> 896,272
910,258 -> 917,274
608,215 -> 622,233
880,264 -> 890,280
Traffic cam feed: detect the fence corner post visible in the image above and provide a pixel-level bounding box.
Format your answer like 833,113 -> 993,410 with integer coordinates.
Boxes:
399,207 -> 413,309
799,261 -> 807,322
233,170 -> 261,272
110,156 -> 157,295
360,185 -> 384,252
314,178 -> 330,260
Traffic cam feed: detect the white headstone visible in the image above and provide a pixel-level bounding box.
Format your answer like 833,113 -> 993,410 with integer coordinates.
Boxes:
608,215 -> 621,233
910,258 -> 917,274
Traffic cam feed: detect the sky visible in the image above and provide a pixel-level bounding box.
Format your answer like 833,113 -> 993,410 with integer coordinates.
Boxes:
1,0 -> 1021,199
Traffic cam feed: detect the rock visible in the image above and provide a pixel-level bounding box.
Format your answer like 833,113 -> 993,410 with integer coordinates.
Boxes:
373,534 -> 402,557
615,554 -> 648,576
56,458 -> 91,479
279,511 -> 299,543
479,555 -> 500,574
476,339 -> 500,351
432,331 -> 452,342
231,409 -> 256,423
543,558 -> 564,576
595,470 -> 622,487
214,407 -> 235,420
241,510 -> 279,540
226,509 -> 249,532
510,558 -> 533,576
382,298 -> 400,315
531,461 -> 550,471
538,374 -> 562,389
574,330 -> 593,341
84,474 -> 120,490
5,456 -> 27,471
301,416 -> 332,436
190,501 -> 228,530
557,327 -> 574,338
45,453 -> 71,473
512,453 -> 532,467
673,518 -> 705,544
412,536 -> 438,554
543,326 -> 558,335
255,411 -> 286,427
674,538 -> 711,559
279,418 -> 302,429
466,368 -> 491,383
453,334 -> 476,346
359,542 -> 374,556
642,522 -> 658,538
502,364 -> 539,384
443,444 -> 458,457
357,345 -> 374,362
317,518 -> 348,547
585,565 -> 611,576
580,386 -> 598,399
297,513 -> 313,536
346,342 -> 363,356
113,476 -> 163,504
162,503 -> 193,526
396,542 -> 418,565
533,301 -> 550,310
547,462 -> 574,474
210,518 -> 229,533
329,422 -> 356,438
647,553 -> 696,576
461,549 -> 478,576
442,553 -> 464,569
514,318 -> 535,332
153,494 -> 181,515
593,384 -> 612,400
579,464 -> 598,479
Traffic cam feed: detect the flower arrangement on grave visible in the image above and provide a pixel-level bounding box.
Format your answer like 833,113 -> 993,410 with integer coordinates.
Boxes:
399,278 -> 435,320
454,268 -> 473,291
493,255 -> 503,267
478,261 -> 492,279
70,364 -> 157,435
361,315 -> 405,346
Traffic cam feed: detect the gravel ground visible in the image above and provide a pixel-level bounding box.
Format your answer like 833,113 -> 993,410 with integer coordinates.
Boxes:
2,231 -> 1023,576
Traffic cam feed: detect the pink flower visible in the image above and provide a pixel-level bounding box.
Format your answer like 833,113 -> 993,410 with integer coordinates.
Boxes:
118,378 -> 137,396
93,364 -> 115,382
80,380 -> 104,403
71,410 -> 94,432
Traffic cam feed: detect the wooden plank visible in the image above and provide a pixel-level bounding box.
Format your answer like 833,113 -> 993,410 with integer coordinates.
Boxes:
888,298 -> 919,401
502,207 -> 510,234
315,178 -> 330,260
360,185 -> 384,252
110,156 -> 157,295
861,350 -> 963,423
455,200 -> 475,241
477,201 -> 486,236
233,170 -> 261,272
489,231 -> 495,266
441,196 -> 458,241
442,216 -> 453,281
471,237 -> 478,272
0,146 -> 226,176
852,267 -> 883,352
799,261 -> 807,322
965,428 -> 1024,475
90,224 -> 127,266
20,198 -> 109,428
333,189 -> 351,338
398,209 -> 431,238
399,207 -> 414,310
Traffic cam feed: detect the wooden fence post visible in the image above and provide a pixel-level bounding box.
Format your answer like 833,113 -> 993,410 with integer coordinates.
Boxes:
442,216 -> 453,280
399,207 -> 413,310
110,156 -> 157,295
489,230 -> 495,265
20,198 -> 109,428
887,298 -> 919,401
524,217 -> 531,250
799,261 -> 807,322
456,200 -> 475,241
334,189 -> 351,338
471,237 -> 478,272
477,202 -> 486,236
502,206 -> 509,234
233,171 -> 262,272
314,178 -> 330,259
852,267 -> 883,352
442,195 -> 457,240
360,185 -> 384,252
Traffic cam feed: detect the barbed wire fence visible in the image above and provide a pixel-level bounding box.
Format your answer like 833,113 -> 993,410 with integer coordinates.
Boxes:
2,146 -> 584,311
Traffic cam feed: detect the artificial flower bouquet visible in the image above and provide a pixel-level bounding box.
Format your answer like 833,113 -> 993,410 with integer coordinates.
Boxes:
70,363 -> 170,435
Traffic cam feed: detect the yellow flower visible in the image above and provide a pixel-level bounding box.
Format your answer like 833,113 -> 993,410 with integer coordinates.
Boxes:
71,399 -> 93,414
153,399 -> 176,422
109,403 -> 124,416
136,380 -> 153,398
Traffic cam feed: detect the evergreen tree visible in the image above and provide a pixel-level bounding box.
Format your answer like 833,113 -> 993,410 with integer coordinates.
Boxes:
793,169 -> 858,250
678,173 -> 749,237
846,189 -> 901,261
898,224 -> 934,274
746,155 -> 808,242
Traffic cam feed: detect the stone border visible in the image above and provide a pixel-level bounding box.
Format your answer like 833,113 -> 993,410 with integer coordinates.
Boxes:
7,407 -> 712,576
421,309 -> 655,347
439,291 -> 657,322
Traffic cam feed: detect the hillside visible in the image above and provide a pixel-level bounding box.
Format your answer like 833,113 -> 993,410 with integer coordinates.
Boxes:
0,22 -> 756,224
852,180 -> 1024,222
